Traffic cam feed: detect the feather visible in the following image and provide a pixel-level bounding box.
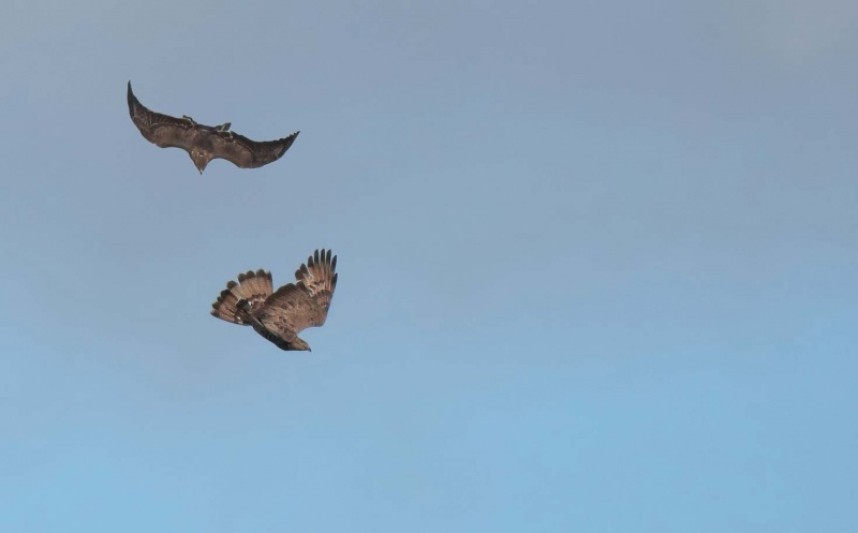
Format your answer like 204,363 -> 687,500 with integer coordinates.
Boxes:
127,81 -> 299,173
210,268 -> 275,324
210,249 -> 339,351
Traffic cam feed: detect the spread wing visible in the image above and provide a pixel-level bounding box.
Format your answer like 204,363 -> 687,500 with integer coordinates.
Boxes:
210,130 -> 300,169
127,81 -> 195,150
210,269 -> 274,325
254,249 -> 338,336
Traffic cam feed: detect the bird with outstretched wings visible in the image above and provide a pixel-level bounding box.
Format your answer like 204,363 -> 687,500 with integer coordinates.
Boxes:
210,249 -> 338,352
127,81 -> 299,173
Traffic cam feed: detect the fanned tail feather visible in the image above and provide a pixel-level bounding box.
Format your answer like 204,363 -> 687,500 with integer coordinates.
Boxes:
210,269 -> 273,324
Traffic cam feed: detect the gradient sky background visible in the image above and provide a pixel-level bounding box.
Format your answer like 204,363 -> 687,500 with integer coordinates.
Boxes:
1,0 -> 857,531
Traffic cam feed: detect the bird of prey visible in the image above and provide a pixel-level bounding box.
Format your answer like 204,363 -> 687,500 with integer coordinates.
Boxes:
126,81 -> 299,174
210,249 -> 338,352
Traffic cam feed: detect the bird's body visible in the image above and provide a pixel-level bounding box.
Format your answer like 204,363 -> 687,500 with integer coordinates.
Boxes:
127,81 -> 299,173
210,249 -> 338,351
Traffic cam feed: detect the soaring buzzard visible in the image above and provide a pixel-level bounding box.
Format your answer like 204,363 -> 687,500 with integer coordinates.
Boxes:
127,81 -> 299,173
210,249 -> 338,352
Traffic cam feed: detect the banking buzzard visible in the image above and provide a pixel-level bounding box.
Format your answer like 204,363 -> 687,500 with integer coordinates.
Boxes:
127,81 -> 299,173
210,249 -> 338,351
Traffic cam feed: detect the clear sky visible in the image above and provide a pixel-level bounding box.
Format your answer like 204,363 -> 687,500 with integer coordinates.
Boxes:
1,0 -> 856,531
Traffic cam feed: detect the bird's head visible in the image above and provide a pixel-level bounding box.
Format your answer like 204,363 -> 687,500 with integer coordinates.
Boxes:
189,149 -> 211,174
291,338 -> 312,352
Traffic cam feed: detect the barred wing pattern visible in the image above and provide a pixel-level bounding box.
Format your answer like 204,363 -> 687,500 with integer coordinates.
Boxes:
209,250 -> 338,352
255,249 -> 338,336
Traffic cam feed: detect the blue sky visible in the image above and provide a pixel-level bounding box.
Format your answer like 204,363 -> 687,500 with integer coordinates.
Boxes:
1,0 -> 857,531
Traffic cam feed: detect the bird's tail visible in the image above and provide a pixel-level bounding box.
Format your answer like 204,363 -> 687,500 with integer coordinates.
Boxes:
210,269 -> 273,325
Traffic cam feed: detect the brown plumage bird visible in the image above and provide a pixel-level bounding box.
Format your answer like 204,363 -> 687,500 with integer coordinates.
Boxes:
210,249 -> 338,352
127,81 -> 299,173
